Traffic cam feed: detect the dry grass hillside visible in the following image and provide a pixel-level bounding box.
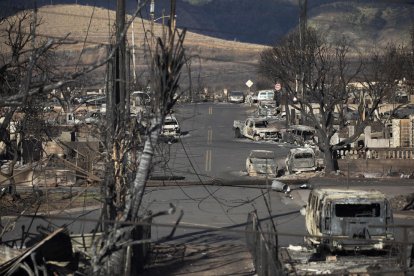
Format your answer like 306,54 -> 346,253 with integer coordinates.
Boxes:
6,4 -> 268,92
308,2 -> 413,52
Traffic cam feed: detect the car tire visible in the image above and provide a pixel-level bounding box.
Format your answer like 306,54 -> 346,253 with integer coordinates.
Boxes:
254,135 -> 260,141
235,128 -> 242,138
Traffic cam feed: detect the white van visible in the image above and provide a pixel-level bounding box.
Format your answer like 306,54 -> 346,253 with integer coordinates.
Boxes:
257,90 -> 275,102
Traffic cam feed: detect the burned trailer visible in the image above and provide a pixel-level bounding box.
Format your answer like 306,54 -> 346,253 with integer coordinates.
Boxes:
304,188 -> 394,252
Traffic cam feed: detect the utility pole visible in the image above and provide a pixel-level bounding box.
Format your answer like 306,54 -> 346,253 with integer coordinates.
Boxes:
115,0 -> 126,125
150,0 -> 155,55
105,0 -> 127,222
299,0 -> 307,124
131,21 -> 137,84
169,0 -> 177,49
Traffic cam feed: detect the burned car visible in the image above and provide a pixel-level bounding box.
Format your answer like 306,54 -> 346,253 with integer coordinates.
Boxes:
246,150 -> 278,176
233,118 -> 281,141
285,147 -> 317,174
257,102 -> 279,117
281,125 -> 316,145
304,188 -> 394,251
161,115 -> 181,142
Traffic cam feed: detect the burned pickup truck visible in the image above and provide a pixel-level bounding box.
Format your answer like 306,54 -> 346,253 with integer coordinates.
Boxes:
304,188 -> 394,252
233,118 -> 281,141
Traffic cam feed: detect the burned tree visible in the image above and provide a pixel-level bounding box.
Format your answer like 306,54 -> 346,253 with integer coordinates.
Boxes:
259,28 -> 403,172
88,1 -> 188,273
0,10 -> 64,197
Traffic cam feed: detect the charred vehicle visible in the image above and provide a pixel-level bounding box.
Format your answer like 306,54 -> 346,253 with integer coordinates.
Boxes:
246,150 -> 278,176
161,115 -> 181,142
233,118 -> 281,141
304,188 -> 394,251
228,91 -> 245,103
257,101 -> 278,117
281,125 -> 316,145
285,147 -> 318,174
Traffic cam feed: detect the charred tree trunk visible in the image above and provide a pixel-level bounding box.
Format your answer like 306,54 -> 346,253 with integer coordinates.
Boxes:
322,144 -> 337,173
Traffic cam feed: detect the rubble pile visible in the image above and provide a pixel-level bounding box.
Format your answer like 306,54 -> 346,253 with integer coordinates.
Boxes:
390,193 -> 414,211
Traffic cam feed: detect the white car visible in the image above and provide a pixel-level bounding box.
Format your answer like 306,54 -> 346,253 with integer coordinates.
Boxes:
161,115 -> 181,141
257,90 -> 275,102
228,91 -> 245,103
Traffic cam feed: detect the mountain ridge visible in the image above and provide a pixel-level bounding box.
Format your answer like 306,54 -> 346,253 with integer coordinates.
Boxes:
2,0 -> 413,47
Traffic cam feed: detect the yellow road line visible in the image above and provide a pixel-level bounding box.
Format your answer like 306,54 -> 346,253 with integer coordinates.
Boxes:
207,127 -> 213,145
205,149 -> 212,172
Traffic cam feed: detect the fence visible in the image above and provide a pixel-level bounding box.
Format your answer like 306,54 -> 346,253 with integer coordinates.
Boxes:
246,211 -> 282,276
335,147 -> 414,160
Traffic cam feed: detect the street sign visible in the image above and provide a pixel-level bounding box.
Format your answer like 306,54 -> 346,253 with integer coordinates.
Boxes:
246,80 -> 253,88
275,82 -> 282,91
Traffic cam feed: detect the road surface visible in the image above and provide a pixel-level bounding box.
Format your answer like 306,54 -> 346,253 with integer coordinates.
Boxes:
153,102 -> 292,183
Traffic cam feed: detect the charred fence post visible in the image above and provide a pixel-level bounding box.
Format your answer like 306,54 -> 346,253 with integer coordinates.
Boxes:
245,211 -> 283,276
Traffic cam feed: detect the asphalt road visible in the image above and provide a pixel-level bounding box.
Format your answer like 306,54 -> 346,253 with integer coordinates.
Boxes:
153,102 -> 292,183
3,102 -> 414,271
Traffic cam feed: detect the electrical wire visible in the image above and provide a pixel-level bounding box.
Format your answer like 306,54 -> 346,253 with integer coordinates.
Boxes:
75,1 -> 97,71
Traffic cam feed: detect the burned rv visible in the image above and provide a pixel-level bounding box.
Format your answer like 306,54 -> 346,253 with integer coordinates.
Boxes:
304,188 -> 394,251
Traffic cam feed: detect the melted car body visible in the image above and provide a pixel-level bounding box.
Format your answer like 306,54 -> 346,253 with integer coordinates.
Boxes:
246,150 -> 278,176
305,188 -> 393,251
161,115 -> 181,141
285,147 -> 317,174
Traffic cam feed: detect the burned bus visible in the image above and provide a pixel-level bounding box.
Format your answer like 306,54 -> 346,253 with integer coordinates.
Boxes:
304,188 -> 394,251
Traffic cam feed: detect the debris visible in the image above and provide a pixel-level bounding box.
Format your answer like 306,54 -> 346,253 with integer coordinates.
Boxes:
326,255 -> 337,262
288,245 -> 306,252
390,193 -> 414,211
271,180 -> 289,193
0,228 -> 77,275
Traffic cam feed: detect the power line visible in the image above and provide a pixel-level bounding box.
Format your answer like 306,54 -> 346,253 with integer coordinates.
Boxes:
75,1 -> 97,70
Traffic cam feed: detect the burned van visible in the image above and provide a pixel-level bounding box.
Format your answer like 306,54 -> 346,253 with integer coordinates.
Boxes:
285,147 -> 317,174
304,188 -> 393,251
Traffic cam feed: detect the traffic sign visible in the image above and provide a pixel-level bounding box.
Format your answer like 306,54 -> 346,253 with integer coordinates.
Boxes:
275,83 -> 282,91
246,80 -> 253,88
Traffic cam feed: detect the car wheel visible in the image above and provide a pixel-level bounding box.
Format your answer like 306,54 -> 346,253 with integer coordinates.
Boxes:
254,135 -> 260,141
235,128 -> 242,138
